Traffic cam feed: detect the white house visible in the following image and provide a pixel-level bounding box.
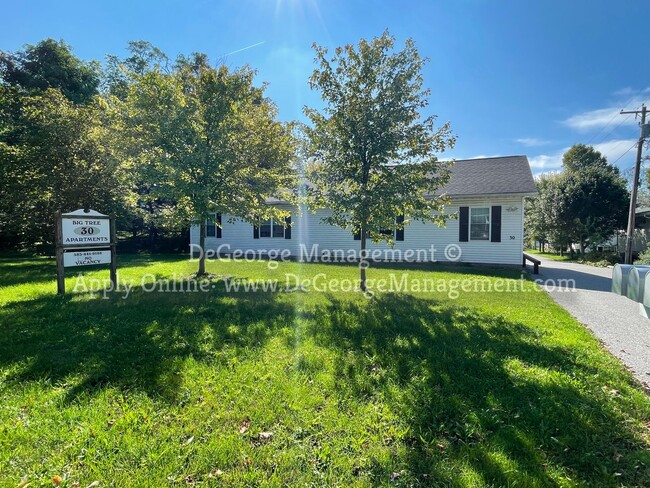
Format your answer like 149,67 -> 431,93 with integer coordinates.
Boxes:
190,156 -> 537,266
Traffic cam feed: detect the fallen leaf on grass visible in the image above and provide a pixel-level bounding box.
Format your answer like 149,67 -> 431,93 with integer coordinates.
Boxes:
258,432 -> 273,442
183,436 -> 195,446
52,476 -> 63,486
239,418 -> 251,434
85,482 -> 100,488
208,469 -> 223,478
390,471 -> 401,481
15,479 -> 30,488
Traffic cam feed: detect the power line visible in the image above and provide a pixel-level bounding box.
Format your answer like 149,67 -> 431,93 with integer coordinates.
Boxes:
586,89 -> 648,146
597,100 -> 649,162
593,113 -> 634,147
611,140 -> 638,166
602,136 -> 637,161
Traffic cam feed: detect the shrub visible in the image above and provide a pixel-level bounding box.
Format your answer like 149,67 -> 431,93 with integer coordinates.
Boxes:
635,248 -> 650,265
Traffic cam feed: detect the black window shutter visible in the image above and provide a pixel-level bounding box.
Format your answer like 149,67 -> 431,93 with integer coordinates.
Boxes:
459,207 -> 469,242
353,230 -> 361,240
285,215 -> 292,239
491,206 -> 502,242
395,215 -> 405,241
216,213 -> 222,238
253,218 -> 259,239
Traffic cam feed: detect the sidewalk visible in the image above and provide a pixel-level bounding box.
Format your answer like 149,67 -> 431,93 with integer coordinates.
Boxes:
534,256 -> 650,389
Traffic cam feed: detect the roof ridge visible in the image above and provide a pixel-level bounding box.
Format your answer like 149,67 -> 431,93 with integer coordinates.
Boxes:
443,155 -> 528,163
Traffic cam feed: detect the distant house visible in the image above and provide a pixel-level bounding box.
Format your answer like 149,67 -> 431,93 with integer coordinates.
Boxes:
190,156 -> 537,265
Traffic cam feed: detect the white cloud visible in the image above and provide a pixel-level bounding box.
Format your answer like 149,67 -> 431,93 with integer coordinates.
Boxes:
562,92 -> 648,131
466,154 -> 502,159
515,137 -> 551,147
613,87 -> 650,97
563,107 -> 640,131
528,150 -> 566,172
528,139 -> 638,175
594,139 -> 637,166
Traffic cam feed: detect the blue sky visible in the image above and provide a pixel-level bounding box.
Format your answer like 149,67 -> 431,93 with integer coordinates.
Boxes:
2,0 -> 648,175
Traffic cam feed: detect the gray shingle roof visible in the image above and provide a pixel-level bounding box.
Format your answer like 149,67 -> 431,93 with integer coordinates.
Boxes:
441,155 -> 536,196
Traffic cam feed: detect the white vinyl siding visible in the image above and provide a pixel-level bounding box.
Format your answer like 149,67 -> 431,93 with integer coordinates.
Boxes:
190,196 -> 527,265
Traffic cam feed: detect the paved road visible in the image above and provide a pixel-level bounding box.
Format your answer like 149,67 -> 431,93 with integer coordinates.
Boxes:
532,256 -> 650,388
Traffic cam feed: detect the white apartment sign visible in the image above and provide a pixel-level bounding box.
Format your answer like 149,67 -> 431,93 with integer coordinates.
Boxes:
55,209 -> 117,295
61,217 -> 110,245
63,249 -> 112,267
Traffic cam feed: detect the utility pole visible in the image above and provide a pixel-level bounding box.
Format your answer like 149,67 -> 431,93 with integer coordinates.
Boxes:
621,104 -> 648,264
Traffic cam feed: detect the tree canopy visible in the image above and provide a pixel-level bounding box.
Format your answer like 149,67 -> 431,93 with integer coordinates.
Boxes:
0,38 -> 100,104
0,41 -> 127,249
119,52 -> 296,273
304,31 -> 455,291
525,144 -> 629,254
0,39 -> 296,256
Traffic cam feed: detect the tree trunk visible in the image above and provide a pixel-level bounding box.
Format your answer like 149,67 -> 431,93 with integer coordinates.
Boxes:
360,223 -> 367,292
198,220 -> 206,276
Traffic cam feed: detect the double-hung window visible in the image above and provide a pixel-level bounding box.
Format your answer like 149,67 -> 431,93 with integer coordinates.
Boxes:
206,213 -> 221,238
259,218 -> 286,238
470,207 -> 490,241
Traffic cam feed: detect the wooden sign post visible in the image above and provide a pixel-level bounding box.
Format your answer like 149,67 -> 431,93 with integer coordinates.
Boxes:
55,209 -> 117,295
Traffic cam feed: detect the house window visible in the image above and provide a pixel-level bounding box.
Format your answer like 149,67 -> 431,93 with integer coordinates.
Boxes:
470,207 -> 490,240
259,218 -> 286,238
206,213 -> 221,238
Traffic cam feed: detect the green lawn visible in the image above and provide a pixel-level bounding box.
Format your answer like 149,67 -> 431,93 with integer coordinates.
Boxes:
526,249 -> 572,262
1,254 -> 649,487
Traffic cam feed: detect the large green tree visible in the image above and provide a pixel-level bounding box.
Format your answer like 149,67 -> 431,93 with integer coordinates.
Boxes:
304,32 -> 455,291
0,39 -> 100,104
525,145 -> 628,255
0,39 -> 128,250
559,160 -> 629,253
103,42 -> 179,244
121,52 -> 296,274
0,88 -> 128,248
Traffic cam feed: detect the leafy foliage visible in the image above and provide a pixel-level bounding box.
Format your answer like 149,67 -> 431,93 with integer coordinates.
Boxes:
0,39 -> 296,255
525,144 -> 629,253
119,52 -> 296,272
304,31 -> 455,290
0,38 -> 100,104
0,88 -> 130,249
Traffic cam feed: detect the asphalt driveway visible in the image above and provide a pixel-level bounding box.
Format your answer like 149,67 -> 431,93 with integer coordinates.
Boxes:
532,256 -> 650,389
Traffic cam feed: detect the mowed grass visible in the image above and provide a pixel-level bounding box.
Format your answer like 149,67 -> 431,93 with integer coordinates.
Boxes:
1,254 -> 650,487
526,250 -> 573,262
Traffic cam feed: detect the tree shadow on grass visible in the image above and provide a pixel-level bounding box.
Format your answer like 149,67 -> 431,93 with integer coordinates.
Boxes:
0,254 -> 164,288
0,280 -> 294,402
304,293 -> 650,486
